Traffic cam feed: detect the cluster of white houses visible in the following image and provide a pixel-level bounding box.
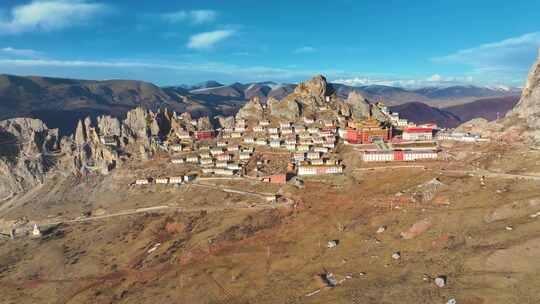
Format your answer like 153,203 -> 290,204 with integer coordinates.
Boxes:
135,174 -> 196,186
374,102 -> 415,128
361,150 -> 439,162
165,117 -> 345,178
135,100 -> 493,182
435,132 -> 489,142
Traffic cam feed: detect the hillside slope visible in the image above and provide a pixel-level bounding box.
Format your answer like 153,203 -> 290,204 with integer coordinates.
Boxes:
445,96 -> 520,122
390,102 -> 462,128
0,75 -> 244,135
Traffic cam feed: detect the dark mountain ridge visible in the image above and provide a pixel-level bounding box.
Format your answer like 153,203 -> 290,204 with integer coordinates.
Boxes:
0,73 -> 522,134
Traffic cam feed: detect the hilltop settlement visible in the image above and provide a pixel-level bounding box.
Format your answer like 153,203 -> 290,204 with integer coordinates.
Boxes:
2,52 -> 540,303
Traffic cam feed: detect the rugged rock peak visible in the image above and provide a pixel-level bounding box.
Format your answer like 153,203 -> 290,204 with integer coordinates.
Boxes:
123,107 -> 150,140
74,119 -> 86,145
0,118 -> 60,200
216,115 -> 235,129
505,49 -> 540,143
294,74 -> 329,98
346,91 -> 371,119
196,116 -> 213,130
179,112 -> 192,122
236,96 -> 264,121
511,49 -> 540,118
97,115 -> 122,137
522,49 -> 540,98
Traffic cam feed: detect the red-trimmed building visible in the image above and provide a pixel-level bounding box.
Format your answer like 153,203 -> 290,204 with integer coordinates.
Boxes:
344,118 -> 391,144
194,130 -> 215,140
402,127 -> 433,141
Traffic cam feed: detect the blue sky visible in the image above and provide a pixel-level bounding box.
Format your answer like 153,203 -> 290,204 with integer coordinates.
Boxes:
0,0 -> 539,87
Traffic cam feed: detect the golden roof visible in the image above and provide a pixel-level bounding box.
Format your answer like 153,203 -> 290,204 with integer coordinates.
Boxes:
356,117 -> 383,130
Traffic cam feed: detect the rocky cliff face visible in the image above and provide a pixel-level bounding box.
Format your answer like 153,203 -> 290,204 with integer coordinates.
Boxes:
233,74 -> 389,124
507,49 -> 540,143
0,106 -> 218,201
0,118 -> 60,200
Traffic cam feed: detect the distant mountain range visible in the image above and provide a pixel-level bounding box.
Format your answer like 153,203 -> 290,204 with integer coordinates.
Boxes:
0,73 -> 522,133
180,80 -> 520,107
0,74 -> 246,134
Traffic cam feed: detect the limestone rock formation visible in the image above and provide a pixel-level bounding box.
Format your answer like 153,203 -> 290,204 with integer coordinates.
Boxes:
236,96 -> 264,121
69,117 -> 119,175
268,97 -> 301,121
122,107 -> 151,142
293,74 -> 329,100
196,116 -> 213,130
346,91 -> 371,119
97,115 -> 122,137
0,118 -> 60,200
0,106 -> 218,203
215,115 -> 235,129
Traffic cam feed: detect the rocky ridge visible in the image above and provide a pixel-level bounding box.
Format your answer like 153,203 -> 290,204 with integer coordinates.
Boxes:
0,106 -> 216,200
236,75 -> 376,123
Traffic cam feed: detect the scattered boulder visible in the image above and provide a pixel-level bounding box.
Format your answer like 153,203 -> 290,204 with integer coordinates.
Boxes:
320,271 -> 338,287
434,276 -> 447,288
327,240 -> 339,248
290,176 -> 305,188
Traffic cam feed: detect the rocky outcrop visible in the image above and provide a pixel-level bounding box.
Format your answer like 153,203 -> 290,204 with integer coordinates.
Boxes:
293,74 -> 329,100
506,49 -> 540,143
196,116 -> 213,130
97,115 -> 122,137
69,117 -> 119,175
262,75 -> 332,121
215,115 -> 235,129
268,97 -> 301,121
0,118 -> 60,200
346,91 -> 371,119
236,96 -> 264,121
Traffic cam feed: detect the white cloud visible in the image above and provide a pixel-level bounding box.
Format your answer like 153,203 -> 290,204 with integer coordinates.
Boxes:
187,30 -> 235,50
0,46 -> 42,58
0,0 -> 107,34
162,10 -> 217,24
432,32 -> 540,85
0,57 -> 345,83
293,46 -> 317,54
427,74 -> 443,82
333,74 -> 476,89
